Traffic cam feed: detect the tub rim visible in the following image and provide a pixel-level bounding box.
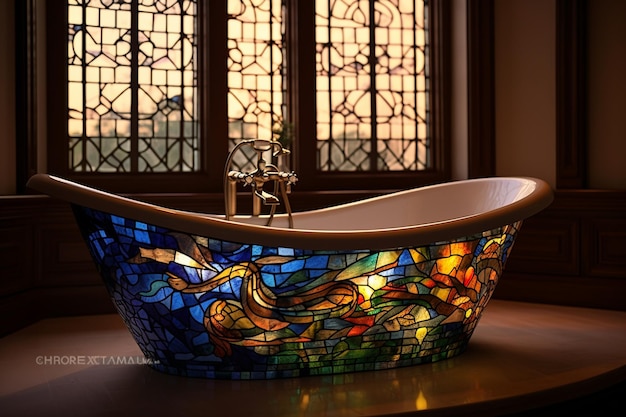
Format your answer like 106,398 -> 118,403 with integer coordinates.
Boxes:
26,173 -> 554,251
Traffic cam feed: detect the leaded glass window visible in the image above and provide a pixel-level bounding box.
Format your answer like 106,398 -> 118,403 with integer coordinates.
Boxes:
315,0 -> 429,172
227,0 -> 286,173
52,0 -> 442,192
223,0 -> 430,174
67,0 -> 199,173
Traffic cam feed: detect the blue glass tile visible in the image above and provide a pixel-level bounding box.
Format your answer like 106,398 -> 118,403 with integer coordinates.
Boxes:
126,274 -> 139,285
262,264 -> 280,274
205,269 -> 223,284
278,247 -> 294,256
189,305 -> 205,323
182,293 -> 198,307
192,332 -> 209,345
150,234 -> 166,247
281,259 -> 305,273
397,249 -> 415,266
217,280 -> 237,296
171,292 -> 184,310
183,266 -> 201,284
306,255 -> 330,269
260,272 -> 276,287
111,215 -> 125,225
227,277 -> 242,294
272,273 -> 292,287
92,240 -> 106,259
120,263 -> 134,275
133,230 -> 151,244
169,264 -> 190,281
474,238 -> 488,255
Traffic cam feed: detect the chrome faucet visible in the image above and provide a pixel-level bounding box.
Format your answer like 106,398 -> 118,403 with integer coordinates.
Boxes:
224,139 -> 298,227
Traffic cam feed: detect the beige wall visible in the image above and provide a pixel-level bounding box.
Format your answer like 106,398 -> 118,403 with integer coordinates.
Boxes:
493,0 -> 626,191
494,0 -> 557,188
0,0 -> 16,195
450,0 -> 468,180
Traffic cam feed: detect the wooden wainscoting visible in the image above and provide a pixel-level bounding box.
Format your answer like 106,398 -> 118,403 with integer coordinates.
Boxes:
1,189 -> 624,336
497,189 -> 626,310
0,196 -> 108,336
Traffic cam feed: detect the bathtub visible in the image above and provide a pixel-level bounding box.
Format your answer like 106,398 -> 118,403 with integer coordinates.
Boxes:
27,174 -> 553,379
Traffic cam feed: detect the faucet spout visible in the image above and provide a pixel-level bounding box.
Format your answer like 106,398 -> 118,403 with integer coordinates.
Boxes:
255,189 -> 280,205
223,138 -> 297,227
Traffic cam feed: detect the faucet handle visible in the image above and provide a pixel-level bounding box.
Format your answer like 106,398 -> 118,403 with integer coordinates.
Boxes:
277,171 -> 297,184
278,172 -> 298,195
228,170 -> 254,186
284,171 -> 298,186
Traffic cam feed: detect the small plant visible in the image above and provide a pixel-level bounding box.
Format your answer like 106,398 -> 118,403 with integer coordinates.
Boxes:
272,117 -> 294,148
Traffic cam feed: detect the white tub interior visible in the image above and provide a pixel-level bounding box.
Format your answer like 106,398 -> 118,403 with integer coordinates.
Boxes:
224,177 -> 540,231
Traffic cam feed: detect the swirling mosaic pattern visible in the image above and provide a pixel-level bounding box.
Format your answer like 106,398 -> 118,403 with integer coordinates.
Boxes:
73,205 -> 520,379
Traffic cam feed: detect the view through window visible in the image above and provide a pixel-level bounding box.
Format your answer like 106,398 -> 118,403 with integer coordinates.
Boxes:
315,0 -> 429,171
67,0 -> 199,173
65,0 -> 430,177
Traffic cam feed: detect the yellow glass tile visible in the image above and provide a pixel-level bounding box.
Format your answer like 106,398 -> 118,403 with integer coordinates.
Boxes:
432,287 -> 451,301
375,250 -> 402,269
435,255 -> 462,276
358,285 -> 375,301
415,327 -> 428,344
450,242 -> 472,256
409,247 -> 429,263
412,305 -> 431,322
452,296 -> 470,306
367,274 -> 387,290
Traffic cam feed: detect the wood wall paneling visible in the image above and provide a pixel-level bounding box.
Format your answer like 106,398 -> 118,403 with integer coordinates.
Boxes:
507,214 -> 579,276
0,216 -> 35,296
38,216 -> 99,286
0,197 -> 113,336
586,217 -> 626,278
499,190 -> 626,311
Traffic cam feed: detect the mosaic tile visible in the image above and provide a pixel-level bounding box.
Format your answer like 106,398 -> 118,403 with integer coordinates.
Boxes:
72,204 -> 521,379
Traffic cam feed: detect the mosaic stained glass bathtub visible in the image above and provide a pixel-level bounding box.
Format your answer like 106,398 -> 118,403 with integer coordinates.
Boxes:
73,205 -> 521,380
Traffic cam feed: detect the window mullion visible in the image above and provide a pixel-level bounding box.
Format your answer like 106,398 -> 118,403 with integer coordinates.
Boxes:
325,0 -> 332,170
130,0 -> 139,172
368,0 -> 377,172
179,6 -> 186,168
80,3 -> 88,172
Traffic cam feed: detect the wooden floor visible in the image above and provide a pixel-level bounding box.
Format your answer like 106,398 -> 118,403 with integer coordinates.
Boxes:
1,300 -> 625,417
